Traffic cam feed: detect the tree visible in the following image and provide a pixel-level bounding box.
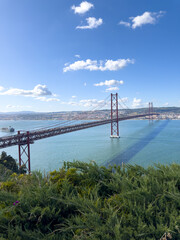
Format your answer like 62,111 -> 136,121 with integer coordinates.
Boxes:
0,151 -> 26,174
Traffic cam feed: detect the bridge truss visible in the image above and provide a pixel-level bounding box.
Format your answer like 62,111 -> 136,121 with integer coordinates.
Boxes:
0,93 -> 158,173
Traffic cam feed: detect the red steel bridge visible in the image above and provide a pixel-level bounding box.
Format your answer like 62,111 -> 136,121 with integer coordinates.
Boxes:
0,93 -> 158,173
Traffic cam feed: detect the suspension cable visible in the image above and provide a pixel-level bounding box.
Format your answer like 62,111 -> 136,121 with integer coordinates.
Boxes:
30,94 -> 111,132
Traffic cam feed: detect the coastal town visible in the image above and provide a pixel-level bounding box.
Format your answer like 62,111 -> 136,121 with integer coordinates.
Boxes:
0,108 -> 180,121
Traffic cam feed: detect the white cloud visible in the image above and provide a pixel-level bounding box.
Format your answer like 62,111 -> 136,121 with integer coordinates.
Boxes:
119,97 -> 128,103
119,21 -> 131,27
75,54 -> 80,58
0,84 -> 60,102
0,86 -> 4,92
61,98 -> 110,109
66,101 -> 78,106
79,99 -> 107,108
163,102 -> 169,106
105,87 -> 119,92
71,96 -> 77,99
102,59 -> 134,71
32,84 -> 52,96
6,105 -> 32,109
0,84 -> 52,97
84,82 -> 87,86
63,59 -> 134,72
132,98 -> 142,108
119,11 -> 165,29
72,1 -> 94,14
131,11 -> 163,29
94,80 -> 124,87
64,59 -> 98,72
94,79 -> 123,93
76,17 -> 103,29
36,97 -> 60,102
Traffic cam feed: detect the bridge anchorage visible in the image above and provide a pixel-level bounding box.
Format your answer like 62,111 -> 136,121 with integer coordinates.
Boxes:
0,92 -> 159,174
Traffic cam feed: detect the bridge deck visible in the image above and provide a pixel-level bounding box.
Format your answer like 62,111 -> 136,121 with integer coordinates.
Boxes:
0,113 -> 158,149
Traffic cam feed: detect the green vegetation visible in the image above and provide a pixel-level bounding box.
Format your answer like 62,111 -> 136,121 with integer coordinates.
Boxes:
0,151 -> 26,177
0,159 -> 179,240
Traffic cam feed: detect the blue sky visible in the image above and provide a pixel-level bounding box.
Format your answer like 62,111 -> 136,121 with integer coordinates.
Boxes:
0,0 -> 179,112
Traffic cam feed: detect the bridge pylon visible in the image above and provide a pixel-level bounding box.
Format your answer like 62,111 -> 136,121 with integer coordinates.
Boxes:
18,131 -> 31,174
110,93 -> 119,138
149,102 -> 154,122
151,102 -> 153,121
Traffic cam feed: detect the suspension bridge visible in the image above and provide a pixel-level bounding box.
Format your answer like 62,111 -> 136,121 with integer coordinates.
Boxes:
0,93 -> 159,173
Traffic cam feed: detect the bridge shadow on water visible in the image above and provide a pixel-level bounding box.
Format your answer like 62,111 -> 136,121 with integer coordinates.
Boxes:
105,120 -> 170,167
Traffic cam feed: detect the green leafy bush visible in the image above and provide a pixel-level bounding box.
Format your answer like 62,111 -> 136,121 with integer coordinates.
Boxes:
0,161 -> 179,239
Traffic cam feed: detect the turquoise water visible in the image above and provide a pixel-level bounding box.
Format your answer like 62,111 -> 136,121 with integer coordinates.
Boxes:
0,120 -> 180,171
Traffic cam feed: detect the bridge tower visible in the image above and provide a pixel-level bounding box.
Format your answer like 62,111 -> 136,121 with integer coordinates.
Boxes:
110,93 -> 119,138
149,102 -> 154,121
151,102 -> 153,121
18,131 -> 31,174
149,102 -> 151,122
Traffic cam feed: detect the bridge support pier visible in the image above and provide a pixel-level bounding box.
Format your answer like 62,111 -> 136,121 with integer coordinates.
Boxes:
110,93 -> 120,138
18,131 -> 31,174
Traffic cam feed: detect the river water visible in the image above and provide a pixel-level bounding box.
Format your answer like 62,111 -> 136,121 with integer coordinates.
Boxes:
0,119 -> 180,171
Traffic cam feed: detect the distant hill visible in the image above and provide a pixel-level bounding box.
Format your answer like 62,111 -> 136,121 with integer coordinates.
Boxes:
0,107 -> 179,120
0,111 -> 35,115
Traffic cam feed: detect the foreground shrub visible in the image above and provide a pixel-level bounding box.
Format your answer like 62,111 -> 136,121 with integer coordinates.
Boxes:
0,161 -> 179,239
